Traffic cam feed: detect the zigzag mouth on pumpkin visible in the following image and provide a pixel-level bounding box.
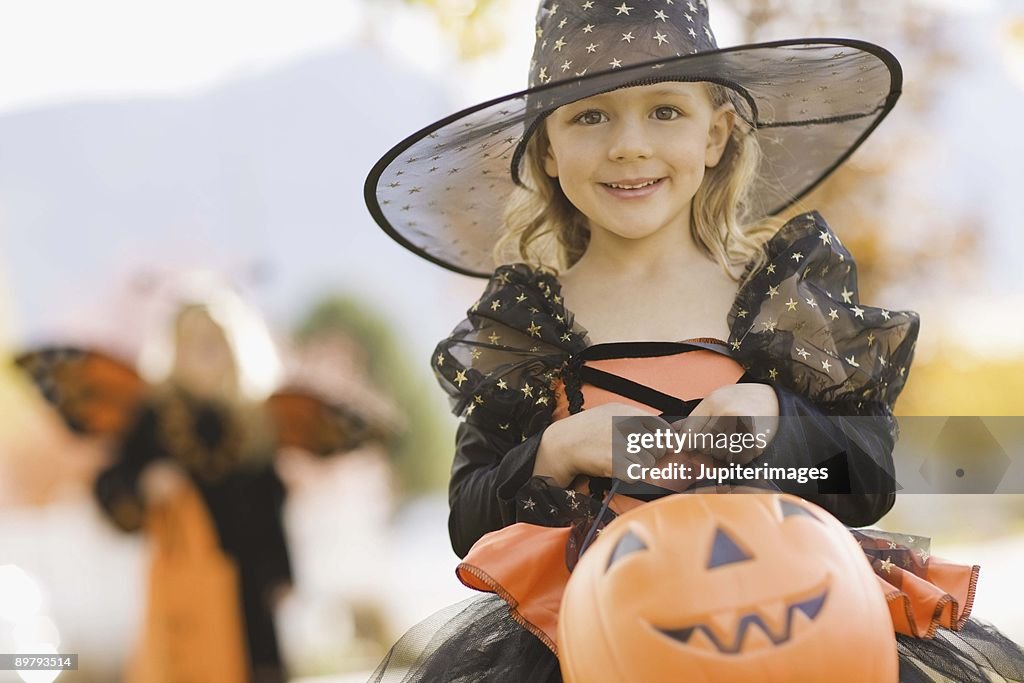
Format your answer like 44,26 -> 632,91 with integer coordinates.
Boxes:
653,582 -> 830,655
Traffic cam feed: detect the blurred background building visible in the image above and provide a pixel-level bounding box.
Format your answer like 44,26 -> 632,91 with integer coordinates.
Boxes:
1,0 -> 1023,680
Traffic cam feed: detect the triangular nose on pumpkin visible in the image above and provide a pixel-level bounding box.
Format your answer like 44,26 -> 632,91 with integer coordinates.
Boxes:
708,527 -> 751,568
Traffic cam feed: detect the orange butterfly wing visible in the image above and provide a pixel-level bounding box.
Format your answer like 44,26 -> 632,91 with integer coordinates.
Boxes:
266,390 -> 370,457
14,347 -> 147,436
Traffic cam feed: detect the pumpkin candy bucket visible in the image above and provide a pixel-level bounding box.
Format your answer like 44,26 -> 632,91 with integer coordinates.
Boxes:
557,492 -> 898,683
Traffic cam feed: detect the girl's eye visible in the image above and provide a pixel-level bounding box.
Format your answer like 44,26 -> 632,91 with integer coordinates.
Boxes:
653,106 -> 682,121
573,110 -> 607,125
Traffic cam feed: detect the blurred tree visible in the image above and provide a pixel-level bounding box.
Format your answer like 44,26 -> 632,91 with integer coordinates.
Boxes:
720,0 -> 969,300
294,296 -> 451,494
397,0 -> 508,59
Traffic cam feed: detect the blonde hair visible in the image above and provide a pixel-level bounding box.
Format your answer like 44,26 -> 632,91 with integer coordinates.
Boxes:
496,83 -> 780,282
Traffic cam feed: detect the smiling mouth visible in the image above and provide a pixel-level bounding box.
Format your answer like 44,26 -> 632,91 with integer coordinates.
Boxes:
603,178 -> 663,190
653,584 -> 830,655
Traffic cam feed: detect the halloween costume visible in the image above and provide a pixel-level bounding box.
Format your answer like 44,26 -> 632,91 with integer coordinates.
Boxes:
364,1 -> 1024,680
15,348 -> 371,683
368,213 -> 1024,682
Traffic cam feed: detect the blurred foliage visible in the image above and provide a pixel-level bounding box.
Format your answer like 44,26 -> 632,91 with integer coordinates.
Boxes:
295,296 -> 451,495
399,0 -> 509,59
898,352 -> 1024,416
720,0 -> 969,301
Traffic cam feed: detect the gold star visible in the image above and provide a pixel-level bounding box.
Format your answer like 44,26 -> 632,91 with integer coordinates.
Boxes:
621,32 -> 635,43
879,557 -> 895,574
887,541 -> 898,549
559,17 -> 568,29
796,347 -> 810,360
465,402 -> 476,415
768,368 -> 779,380
523,498 -> 536,510
474,395 -> 485,404
767,285 -> 779,299
821,359 -> 832,372
521,383 -> 534,398
586,42 -> 598,53
688,27 -> 696,38
609,58 -> 623,68
491,299 -> 501,311
785,298 -> 798,311
761,318 -> 777,332
615,2 -> 633,15
866,332 -> 875,346
436,353 -> 445,366
470,348 -> 482,360
766,263 -> 776,275
805,297 -> 818,309
828,308 -> 839,321
881,309 -> 891,320
536,26 -> 543,38
488,332 -> 501,344
791,251 -> 804,263
818,229 -> 832,245
845,355 -> 860,368
454,370 -> 468,387
654,31 -> 669,45
879,355 -> 887,367
582,0 -> 594,8
550,2 -> 559,14
851,305 -> 865,319
536,395 -> 550,406
561,333 -> 573,342
583,23 -> 595,32
538,67 -> 549,83
499,423 -> 510,430
528,321 -> 542,337
919,550 -> 930,562
704,26 -> 713,40
654,9 -> 668,21
496,379 -> 508,390
737,309 -> 748,318
841,287 -> 854,304
561,59 -> 573,71
731,339 -> 741,351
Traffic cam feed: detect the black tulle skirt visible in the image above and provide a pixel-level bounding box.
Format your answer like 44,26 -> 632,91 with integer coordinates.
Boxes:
370,594 -> 1024,683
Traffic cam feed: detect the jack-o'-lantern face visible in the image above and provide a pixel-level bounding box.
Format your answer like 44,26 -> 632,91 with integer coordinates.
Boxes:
558,493 -> 897,683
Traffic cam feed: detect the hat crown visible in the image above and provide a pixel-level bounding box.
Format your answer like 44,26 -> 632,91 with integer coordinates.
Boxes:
529,0 -> 718,87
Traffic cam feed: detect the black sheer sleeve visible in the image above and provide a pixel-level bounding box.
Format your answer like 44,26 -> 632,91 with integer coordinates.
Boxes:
448,419 -> 546,558
759,385 -> 897,527
93,403 -> 163,532
729,211 -> 919,527
433,264 -> 588,557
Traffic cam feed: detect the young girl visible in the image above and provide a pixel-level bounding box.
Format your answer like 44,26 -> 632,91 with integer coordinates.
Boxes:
365,2 -> 1024,681
17,281 -> 373,683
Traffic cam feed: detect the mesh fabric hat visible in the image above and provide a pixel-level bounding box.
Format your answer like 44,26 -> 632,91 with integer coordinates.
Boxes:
364,0 -> 902,277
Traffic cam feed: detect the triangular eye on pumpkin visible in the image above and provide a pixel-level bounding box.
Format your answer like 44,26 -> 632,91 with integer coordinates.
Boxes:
780,498 -> 820,522
707,527 -> 752,568
606,529 -> 648,571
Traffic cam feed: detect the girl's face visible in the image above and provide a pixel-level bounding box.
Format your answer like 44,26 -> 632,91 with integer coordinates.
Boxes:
172,307 -> 236,396
543,82 -> 734,245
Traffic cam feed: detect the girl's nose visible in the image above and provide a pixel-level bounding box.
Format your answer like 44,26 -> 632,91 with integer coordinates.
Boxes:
607,120 -> 654,162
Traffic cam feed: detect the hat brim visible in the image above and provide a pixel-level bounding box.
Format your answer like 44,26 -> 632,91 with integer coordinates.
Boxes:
365,38 -> 902,278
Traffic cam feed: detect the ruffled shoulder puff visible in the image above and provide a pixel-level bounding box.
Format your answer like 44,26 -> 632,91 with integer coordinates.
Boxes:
433,211 -> 920,433
728,211 -> 919,414
432,264 -> 588,438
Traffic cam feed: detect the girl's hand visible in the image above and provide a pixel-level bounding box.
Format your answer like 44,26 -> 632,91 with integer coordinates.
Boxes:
140,461 -> 189,505
672,384 -> 780,465
534,402 -> 671,487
